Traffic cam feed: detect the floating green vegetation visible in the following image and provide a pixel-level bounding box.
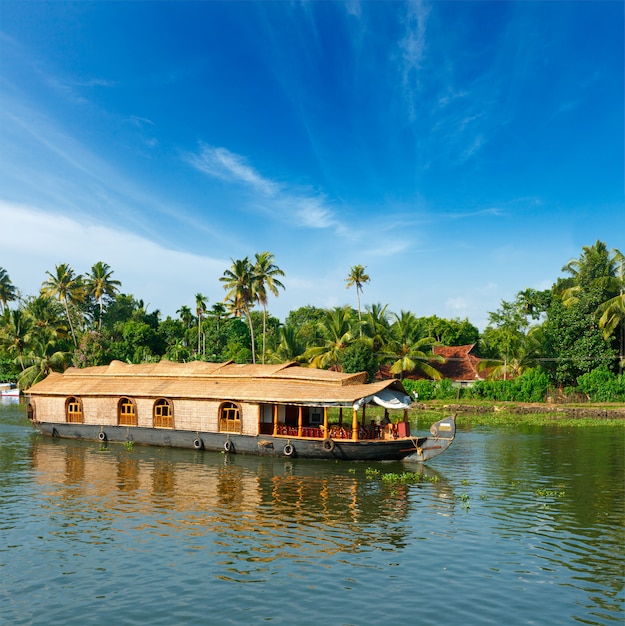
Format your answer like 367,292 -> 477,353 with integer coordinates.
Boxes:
458,493 -> 471,510
534,487 -> 566,498
366,470 -> 440,484
124,441 -> 135,451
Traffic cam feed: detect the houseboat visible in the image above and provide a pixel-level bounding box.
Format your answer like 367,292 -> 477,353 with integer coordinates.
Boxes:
26,360 -> 456,462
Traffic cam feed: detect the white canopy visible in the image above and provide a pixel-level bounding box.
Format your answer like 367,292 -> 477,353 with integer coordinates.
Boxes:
352,387 -> 412,411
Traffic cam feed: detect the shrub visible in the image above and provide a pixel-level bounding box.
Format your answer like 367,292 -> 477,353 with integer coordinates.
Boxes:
577,366 -> 625,402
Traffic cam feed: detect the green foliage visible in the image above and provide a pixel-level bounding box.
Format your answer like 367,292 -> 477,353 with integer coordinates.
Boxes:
401,377 -> 457,400
576,366 -> 625,402
0,358 -> 20,382
340,340 -> 378,382
541,290 -> 617,385
421,315 -> 479,346
221,318 -> 252,363
467,368 -> 550,402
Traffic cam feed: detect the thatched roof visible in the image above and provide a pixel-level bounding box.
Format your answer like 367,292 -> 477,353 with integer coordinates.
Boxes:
27,360 -> 411,408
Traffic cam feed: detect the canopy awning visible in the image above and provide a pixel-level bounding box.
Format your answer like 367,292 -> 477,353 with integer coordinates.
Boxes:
353,387 -> 412,411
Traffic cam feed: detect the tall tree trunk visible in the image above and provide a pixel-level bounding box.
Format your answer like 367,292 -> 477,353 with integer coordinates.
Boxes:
245,305 -> 256,364
65,300 -> 78,348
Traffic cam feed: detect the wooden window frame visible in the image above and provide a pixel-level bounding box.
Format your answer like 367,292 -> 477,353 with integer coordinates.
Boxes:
118,397 -> 138,427
66,396 -> 83,423
219,401 -> 242,434
153,398 -> 174,429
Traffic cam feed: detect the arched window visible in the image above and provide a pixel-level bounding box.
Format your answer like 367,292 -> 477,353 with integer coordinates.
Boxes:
118,397 -> 137,426
66,396 -> 83,423
154,398 -> 173,429
27,401 -> 36,422
219,401 -> 241,434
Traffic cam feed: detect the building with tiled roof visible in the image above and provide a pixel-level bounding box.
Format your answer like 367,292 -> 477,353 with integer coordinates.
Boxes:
432,344 -> 483,385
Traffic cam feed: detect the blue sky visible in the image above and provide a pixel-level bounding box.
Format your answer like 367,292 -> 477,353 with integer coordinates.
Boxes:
1,1 -> 623,329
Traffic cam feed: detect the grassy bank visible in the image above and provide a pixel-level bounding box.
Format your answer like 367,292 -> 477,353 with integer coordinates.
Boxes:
325,401 -> 625,429
415,400 -> 625,427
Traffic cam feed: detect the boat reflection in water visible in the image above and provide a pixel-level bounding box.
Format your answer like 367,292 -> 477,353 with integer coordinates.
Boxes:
30,436 -> 455,562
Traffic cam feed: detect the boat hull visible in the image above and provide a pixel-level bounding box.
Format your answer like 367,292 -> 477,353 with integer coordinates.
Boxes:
31,421 -> 454,462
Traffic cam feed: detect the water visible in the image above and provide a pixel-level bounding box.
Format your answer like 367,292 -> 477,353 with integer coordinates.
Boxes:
1,399 -> 623,625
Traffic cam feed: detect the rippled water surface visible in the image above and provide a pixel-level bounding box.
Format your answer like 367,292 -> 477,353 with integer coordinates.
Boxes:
1,399 -> 623,625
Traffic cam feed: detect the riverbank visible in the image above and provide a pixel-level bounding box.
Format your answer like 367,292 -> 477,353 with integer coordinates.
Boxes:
415,400 -> 625,421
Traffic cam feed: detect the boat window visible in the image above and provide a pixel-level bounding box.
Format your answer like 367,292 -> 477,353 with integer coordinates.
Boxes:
219,401 -> 241,434
27,401 -> 36,421
66,397 -> 83,423
118,397 -> 137,426
154,398 -> 174,429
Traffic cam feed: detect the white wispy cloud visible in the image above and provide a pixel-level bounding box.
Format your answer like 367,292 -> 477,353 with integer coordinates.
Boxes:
187,143 -> 349,235
188,144 -> 280,196
0,200 -> 227,316
398,0 -> 430,120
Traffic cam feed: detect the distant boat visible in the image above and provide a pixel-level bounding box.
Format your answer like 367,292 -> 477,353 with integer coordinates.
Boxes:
0,383 -> 20,397
26,360 -> 456,462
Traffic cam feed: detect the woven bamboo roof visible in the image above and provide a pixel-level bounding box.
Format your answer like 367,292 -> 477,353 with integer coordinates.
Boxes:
27,360 -> 407,407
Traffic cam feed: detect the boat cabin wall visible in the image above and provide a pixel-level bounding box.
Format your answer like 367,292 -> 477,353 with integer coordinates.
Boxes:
28,395 -> 262,436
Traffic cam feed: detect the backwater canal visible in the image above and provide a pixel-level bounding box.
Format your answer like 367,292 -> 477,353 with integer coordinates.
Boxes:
1,399 -> 623,625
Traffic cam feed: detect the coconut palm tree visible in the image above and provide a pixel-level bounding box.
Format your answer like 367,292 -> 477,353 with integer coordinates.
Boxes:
363,303 -> 392,353
304,306 -> 359,370
0,267 -> 17,313
346,264 -> 370,337
86,262 -> 121,330
85,261 -> 121,329
16,337 -> 71,389
266,323 -> 306,364
220,258 -> 257,363
0,308 -> 33,366
176,305 -> 193,329
380,310 -> 443,379
595,249 -> 625,370
195,293 -> 208,355
42,263 -> 85,349
254,251 -> 285,364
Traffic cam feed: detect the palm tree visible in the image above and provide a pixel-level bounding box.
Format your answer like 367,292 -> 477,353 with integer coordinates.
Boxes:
254,251 -> 285,364
595,249 -> 625,370
266,323 -> 307,364
363,303 -> 392,353
380,310 -> 443,379
220,258 -> 257,363
0,267 -> 17,313
195,293 -> 208,356
304,306 -> 359,369
86,262 -> 121,329
25,295 -> 69,347
176,305 -> 193,329
0,308 -> 33,366
16,337 -> 71,389
346,264 -> 370,337
42,263 -> 85,348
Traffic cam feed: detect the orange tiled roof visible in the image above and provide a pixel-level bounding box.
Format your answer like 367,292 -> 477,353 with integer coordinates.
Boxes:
433,344 -> 483,381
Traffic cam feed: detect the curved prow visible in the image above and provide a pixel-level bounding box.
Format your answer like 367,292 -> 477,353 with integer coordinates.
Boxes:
429,414 -> 456,439
404,414 -> 457,463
